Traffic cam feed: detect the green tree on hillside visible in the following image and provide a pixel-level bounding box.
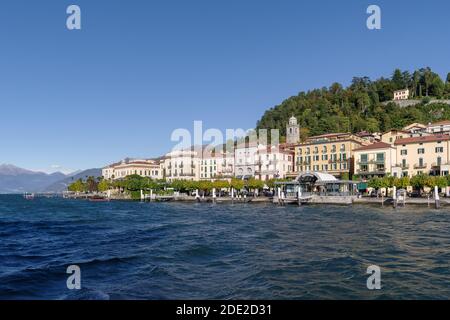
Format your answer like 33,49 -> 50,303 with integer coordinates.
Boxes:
256,68 -> 450,140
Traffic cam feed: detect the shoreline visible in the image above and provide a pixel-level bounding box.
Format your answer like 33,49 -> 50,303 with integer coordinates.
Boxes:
60,193 -> 450,208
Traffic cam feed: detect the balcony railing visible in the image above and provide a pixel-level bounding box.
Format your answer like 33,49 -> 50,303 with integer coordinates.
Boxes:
179,173 -> 195,177
414,163 -> 428,169
396,164 -> 410,169
357,168 -> 386,174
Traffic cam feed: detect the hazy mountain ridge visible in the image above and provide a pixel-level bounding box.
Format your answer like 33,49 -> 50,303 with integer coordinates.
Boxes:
0,164 -> 100,193
43,168 -> 102,193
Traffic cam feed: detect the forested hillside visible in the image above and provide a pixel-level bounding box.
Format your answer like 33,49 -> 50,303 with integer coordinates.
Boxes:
256,68 -> 450,140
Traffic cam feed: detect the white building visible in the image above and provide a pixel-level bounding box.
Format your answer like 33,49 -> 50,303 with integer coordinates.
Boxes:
199,151 -> 235,180
393,89 -> 410,101
234,142 -> 259,179
255,145 -> 294,181
163,148 -> 201,181
102,159 -> 162,180
426,120 -> 450,134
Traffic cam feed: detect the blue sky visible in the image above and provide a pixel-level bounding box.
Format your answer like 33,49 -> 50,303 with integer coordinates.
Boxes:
0,0 -> 449,173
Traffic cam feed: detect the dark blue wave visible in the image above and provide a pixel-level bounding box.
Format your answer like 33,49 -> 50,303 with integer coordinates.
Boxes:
1,194 -> 450,300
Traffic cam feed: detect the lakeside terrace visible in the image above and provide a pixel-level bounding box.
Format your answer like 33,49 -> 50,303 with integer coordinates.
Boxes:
274,172 -> 358,205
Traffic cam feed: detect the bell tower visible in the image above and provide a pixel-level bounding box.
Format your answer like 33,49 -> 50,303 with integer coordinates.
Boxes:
286,115 -> 300,144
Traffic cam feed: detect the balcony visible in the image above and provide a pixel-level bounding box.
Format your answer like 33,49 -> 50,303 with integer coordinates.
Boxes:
396,164 -> 410,169
414,163 -> 428,169
431,162 -> 450,168
260,170 -> 278,175
358,168 -> 386,174
179,173 -> 195,177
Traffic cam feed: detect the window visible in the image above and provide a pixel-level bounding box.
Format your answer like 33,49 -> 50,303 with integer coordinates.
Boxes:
419,158 -> 424,167
418,148 -> 425,154
360,154 -> 368,163
376,153 -> 385,162
437,157 -> 442,166
400,149 -> 407,156
436,147 -> 444,153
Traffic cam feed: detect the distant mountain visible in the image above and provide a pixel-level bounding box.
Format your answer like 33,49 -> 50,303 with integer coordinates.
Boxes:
0,164 -> 67,194
43,168 -> 102,193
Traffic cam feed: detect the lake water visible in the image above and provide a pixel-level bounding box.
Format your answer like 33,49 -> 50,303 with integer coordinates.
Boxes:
0,194 -> 449,300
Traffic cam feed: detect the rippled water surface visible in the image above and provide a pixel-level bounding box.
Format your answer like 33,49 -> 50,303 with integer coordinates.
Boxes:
1,194 -> 450,300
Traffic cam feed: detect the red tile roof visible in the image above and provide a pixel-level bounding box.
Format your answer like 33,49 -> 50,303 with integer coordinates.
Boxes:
429,120 -> 450,126
353,142 -> 393,151
394,134 -> 450,145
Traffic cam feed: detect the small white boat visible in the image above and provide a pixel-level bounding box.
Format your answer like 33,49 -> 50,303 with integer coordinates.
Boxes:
23,193 -> 35,200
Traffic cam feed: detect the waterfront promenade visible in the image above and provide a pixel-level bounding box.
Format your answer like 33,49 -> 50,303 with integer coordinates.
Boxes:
63,192 -> 450,208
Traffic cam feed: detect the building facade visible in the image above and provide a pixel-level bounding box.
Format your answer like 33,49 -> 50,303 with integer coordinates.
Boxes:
199,151 -> 235,180
393,89 -> 410,100
426,120 -> 450,134
234,142 -> 259,179
393,135 -> 450,177
353,142 -> 397,178
102,159 -> 163,180
163,149 -> 201,181
294,133 -> 369,178
255,145 -> 294,181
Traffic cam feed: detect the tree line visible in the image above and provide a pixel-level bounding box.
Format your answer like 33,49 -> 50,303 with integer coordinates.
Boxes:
257,68 -> 450,140
367,174 -> 450,191
68,175 -> 290,198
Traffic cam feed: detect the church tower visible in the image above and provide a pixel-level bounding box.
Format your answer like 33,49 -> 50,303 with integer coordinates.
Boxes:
286,115 -> 300,144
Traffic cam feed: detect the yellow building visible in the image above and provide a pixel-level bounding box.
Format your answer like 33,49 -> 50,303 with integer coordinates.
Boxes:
294,133 -> 369,178
102,159 -> 162,180
394,134 -> 450,177
353,142 -> 397,178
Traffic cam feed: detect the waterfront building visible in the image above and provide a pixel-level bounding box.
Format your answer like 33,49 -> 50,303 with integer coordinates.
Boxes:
200,150 -> 234,180
234,141 -> 259,179
286,116 -> 300,144
255,145 -> 294,181
293,133 -> 369,179
393,88 -> 410,100
353,142 -> 397,178
393,134 -> 450,177
102,159 -> 163,180
276,172 -> 358,201
163,148 -> 201,181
